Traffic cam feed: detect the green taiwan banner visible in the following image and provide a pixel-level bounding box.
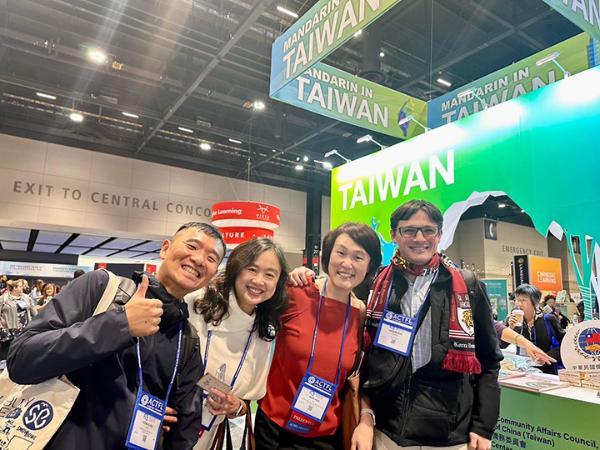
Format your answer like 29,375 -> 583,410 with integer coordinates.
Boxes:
330,66 -> 600,317
541,0 -> 600,42
427,33 -> 598,128
272,62 -> 427,139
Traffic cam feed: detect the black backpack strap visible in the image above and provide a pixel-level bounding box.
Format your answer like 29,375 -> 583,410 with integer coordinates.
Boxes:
458,268 -> 479,301
112,277 -> 137,306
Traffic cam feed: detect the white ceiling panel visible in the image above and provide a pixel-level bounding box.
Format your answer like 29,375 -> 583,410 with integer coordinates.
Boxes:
2,241 -> 28,251
0,228 -> 30,242
36,230 -> 72,245
85,248 -> 116,257
60,246 -> 91,255
130,241 -> 162,252
102,238 -> 145,250
33,243 -> 60,253
69,235 -> 109,247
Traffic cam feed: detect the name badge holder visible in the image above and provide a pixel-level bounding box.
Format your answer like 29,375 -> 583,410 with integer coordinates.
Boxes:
125,322 -> 183,450
200,330 -> 253,431
286,278 -> 351,434
374,274 -> 436,356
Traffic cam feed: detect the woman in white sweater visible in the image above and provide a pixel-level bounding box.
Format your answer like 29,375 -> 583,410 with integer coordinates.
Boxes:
185,237 -> 289,449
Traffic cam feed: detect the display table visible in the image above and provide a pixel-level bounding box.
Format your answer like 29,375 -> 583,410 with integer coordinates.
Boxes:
493,384 -> 600,449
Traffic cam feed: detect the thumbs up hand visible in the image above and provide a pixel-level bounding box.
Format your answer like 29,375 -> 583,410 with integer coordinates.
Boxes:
124,275 -> 163,337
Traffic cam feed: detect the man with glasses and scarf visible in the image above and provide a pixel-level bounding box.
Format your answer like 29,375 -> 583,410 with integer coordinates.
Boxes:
357,200 -> 502,450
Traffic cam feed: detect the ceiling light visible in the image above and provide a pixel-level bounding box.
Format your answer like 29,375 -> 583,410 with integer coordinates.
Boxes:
200,142 -> 211,151
36,92 -> 56,100
498,203 -> 507,208
69,112 -> 84,123
521,209 -> 526,213
436,77 -> 452,87
272,149 -> 277,152
276,5 -> 299,18
228,138 -> 243,144
398,114 -> 429,132
303,155 -> 309,162
379,51 -> 385,58
87,48 -> 108,65
253,100 -> 266,111
324,149 -> 351,163
178,126 -> 194,134
294,164 -> 303,171
536,51 -> 560,67
322,161 -> 333,170
122,112 -> 139,119
354,30 -> 362,38
356,134 -> 372,144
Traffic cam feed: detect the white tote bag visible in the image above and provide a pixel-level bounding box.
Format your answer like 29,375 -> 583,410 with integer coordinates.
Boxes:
0,270 -> 121,449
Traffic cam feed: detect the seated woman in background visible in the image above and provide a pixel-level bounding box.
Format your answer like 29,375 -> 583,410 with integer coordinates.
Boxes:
256,222 -> 382,450
185,237 -> 289,450
507,283 -> 565,374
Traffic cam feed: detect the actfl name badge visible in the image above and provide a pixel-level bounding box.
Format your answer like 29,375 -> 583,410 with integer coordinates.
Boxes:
125,388 -> 166,450
374,309 -> 417,356
291,373 -> 336,423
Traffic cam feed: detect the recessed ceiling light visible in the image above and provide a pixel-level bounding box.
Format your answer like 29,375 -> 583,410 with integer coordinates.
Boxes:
122,111 -> 139,119
87,48 -> 108,64
354,30 -> 362,38
303,156 -> 309,162
379,51 -> 385,58
294,164 -> 303,171
36,92 -> 56,100
253,100 -> 266,111
498,203 -> 507,208
178,126 -> 194,134
322,161 -> 333,170
228,138 -> 243,144
272,149 -> 277,152
200,142 -> 211,151
436,77 -> 452,87
276,5 -> 299,18
69,112 -> 84,123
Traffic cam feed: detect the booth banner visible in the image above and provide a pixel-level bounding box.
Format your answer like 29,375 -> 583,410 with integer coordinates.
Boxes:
493,387 -> 600,449
329,66 -> 600,316
273,62 -> 427,139
269,0 -> 401,96
528,255 -> 563,293
482,279 -> 509,320
0,261 -> 91,278
219,227 -> 274,245
211,202 -> 280,229
427,33 -> 597,128
541,0 -> 600,42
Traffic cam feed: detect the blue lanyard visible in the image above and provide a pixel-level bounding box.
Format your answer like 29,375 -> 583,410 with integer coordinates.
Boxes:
306,278 -> 352,387
203,330 -> 253,389
135,321 -> 183,404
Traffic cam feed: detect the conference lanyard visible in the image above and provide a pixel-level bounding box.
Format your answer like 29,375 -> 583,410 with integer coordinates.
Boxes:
136,322 -> 183,405
125,322 -> 183,450
202,329 -> 254,389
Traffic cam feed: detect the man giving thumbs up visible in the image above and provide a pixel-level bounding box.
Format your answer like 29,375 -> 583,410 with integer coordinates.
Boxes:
7,222 -> 226,450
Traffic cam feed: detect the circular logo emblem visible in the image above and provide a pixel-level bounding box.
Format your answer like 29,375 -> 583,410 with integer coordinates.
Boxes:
576,327 -> 600,357
385,312 -> 394,320
23,401 -> 54,430
307,376 -> 316,385
140,394 -> 150,406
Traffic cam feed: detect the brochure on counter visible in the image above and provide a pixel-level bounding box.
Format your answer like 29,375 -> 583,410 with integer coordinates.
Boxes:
499,373 -> 570,393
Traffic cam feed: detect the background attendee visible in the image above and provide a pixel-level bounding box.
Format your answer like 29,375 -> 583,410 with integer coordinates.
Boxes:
184,237 -> 289,450
73,269 -> 85,279
37,282 -> 57,310
0,279 -> 37,359
7,222 -> 226,450
30,279 -> 44,303
542,294 -> 570,329
256,222 -> 382,450
508,284 -> 565,374
494,320 -> 556,366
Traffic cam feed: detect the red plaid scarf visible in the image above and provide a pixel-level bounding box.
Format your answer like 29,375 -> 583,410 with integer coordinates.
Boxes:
365,251 -> 481,374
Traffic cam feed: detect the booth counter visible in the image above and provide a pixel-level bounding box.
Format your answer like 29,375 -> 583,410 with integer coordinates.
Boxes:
493,384 -> 600,450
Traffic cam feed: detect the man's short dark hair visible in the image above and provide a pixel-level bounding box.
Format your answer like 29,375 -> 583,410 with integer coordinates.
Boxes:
321,222 -> 382,280
175,222 -> 226,261
73,269 -> 85,278
390,199 -> 443,231
515,283 -> 542,307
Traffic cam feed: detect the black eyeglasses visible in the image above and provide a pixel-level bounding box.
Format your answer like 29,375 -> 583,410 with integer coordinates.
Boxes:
395,226 -> 439,238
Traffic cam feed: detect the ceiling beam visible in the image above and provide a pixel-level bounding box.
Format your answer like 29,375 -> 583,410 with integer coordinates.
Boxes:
134,0 -> 274,155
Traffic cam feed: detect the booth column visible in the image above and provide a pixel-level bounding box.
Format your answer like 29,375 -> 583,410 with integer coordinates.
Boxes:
304,186 -> 322,274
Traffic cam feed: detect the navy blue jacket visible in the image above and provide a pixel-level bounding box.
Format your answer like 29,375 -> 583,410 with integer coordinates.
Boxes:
7,270 -> 203,449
